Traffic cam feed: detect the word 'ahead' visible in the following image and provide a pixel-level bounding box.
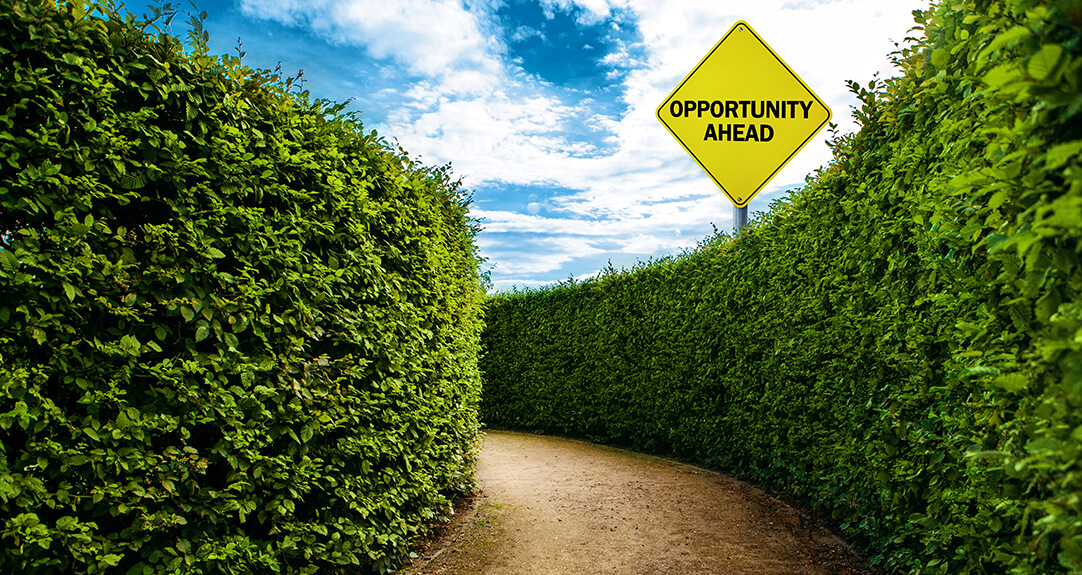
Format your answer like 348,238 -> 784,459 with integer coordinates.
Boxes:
656,21 -> 831,207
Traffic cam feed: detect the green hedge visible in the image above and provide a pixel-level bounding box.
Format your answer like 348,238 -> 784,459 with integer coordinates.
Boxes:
481,0 -> 1082,573
0,1 -> 485,573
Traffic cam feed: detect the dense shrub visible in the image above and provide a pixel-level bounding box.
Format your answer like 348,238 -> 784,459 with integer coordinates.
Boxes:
481,0 -> 1082,573
0,1 -> 485,573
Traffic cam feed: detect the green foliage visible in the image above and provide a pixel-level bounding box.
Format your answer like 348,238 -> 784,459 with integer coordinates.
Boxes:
481,0 -> 1082,573
0,1 -> 485,573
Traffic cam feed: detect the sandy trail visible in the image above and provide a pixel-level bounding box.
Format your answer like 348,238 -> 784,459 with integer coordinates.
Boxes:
404,431 -> 871,575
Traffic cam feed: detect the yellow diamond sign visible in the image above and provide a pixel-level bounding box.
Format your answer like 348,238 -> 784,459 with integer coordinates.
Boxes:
656,21 -> 831,207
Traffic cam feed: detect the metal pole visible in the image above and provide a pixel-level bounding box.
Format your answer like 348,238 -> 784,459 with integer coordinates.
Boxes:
733,204 -> 747,233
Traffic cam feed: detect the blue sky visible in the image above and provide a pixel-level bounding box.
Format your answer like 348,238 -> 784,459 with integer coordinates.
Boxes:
165,0 -> 922,291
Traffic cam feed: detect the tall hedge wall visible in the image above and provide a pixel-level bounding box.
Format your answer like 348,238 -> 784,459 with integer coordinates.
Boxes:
0,1 -> 485,573
481,0 -> 1082,573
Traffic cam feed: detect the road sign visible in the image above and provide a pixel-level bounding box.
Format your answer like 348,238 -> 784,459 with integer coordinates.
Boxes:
656,21 -> 831,208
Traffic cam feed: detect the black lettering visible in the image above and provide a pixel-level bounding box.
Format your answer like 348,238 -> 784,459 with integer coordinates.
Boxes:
740,100 -> 751,117
684,100 -> 696,117
710,100 -> 723,118
670,101 -> 683,118
798,100 -> 812,119
726,100 -> 738,117
766,100 -> 780,118
787,101 -> 799,118
701,124 -> 782,142
751,101 -> 765,119
697,100 -> 710,117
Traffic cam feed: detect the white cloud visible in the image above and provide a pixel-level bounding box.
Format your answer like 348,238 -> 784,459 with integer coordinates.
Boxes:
471,192 -> 723,288
239,0 -> 503,90
386,82 -> 603,183
237,0 -> 923,286
510,25 -> 545,42
541,0 -> 631,24
464,0 -> 919,285
477,234 -> 610,275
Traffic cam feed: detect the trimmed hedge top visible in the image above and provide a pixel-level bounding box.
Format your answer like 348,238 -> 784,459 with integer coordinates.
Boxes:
1,1 -> 485,573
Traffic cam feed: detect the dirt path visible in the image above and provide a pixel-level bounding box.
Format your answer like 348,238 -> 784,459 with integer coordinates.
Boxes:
403,431 -> 872,575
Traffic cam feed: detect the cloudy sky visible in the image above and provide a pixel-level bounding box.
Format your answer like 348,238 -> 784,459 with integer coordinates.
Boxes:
183,0 -> 924,291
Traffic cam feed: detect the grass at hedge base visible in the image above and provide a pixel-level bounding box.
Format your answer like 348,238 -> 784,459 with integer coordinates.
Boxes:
481,1 -> 1082,573
0,1 -> 485,573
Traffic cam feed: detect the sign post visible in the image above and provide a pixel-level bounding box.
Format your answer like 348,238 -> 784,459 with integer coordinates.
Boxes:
656,21 -> 831,232
734,203 -> 747,231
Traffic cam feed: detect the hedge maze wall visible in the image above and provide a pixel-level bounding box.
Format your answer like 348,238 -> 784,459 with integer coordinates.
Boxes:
0,1 -> 486,573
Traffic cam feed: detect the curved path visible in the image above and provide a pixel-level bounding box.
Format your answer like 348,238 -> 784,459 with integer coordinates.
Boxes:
405,431 -> 872,575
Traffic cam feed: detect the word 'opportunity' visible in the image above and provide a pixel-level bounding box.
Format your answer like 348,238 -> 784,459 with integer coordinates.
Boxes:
668,99 -> 815,142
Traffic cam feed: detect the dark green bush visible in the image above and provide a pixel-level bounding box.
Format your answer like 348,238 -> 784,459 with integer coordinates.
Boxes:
481,0 -> 1082,573
0,1 -> 485,573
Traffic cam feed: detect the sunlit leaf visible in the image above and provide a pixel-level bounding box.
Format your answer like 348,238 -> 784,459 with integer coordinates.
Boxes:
1026,44 -> 1063,80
